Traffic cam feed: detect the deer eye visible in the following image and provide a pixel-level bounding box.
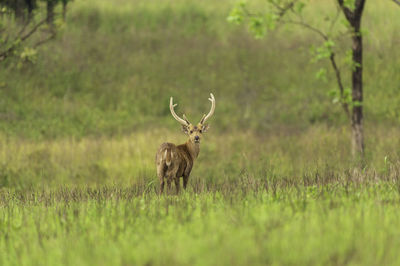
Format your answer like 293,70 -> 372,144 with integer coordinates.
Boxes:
190,130 -> 193,134
199,130 -> 202,133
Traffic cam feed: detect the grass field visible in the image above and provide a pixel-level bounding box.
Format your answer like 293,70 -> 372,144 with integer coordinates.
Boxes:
2,183 -> 400,266
1,0 -> 400,265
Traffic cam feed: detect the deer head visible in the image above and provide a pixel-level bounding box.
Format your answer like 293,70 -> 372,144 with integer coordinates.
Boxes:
169,93 -> 216,144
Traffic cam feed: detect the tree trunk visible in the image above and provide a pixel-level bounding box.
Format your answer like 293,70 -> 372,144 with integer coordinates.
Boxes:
350,1 -> 366,159
46,0 -> 55,26
337,0 -> 366,159
351,23 -> 364,158
26,0 -> 36,22
14,0 -> 25,22
62,0 -> 67,22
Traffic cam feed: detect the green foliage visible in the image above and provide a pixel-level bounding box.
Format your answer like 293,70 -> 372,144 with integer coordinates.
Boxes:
19,47 -> 37,63
227,0 -> 380,119
315,67 -> 327,82
328,87 -> 352,105
249,17 -> 266,39
226,3 -> 245,24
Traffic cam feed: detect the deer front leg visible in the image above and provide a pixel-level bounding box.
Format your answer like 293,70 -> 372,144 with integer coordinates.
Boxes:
183,175 -> 189,190
174,178 -> 180,194
166,178 -> 172,192
159,178 -> 165,195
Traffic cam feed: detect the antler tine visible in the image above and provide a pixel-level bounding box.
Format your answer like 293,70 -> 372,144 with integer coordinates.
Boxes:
170,97 -> 190,126
200,93 -> 216,124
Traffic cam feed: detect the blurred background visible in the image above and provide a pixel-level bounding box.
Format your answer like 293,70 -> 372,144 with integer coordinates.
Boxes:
0,0 -> 399,189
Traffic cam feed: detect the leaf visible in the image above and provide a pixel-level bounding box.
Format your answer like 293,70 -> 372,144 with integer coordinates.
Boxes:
20,47 -> 38,64
315,68 -> 327,82
249,17 -> 266,39
343,88 -> 352,104
344,49 -> 353,67
324,40 -> 335,49
227,7 -> 244,25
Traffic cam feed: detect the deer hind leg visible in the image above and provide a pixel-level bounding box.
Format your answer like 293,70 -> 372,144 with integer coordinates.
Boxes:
166,178 -> 172,193
159,178 -> 165,195
157,163 -> 166,195
183,177 -> 188,189
165,164 -> 179,194
183,174 -> 190,190
174,178 -> 180,194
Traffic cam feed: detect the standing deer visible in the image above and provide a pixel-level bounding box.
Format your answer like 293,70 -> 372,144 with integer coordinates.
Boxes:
156,93 -> 216,194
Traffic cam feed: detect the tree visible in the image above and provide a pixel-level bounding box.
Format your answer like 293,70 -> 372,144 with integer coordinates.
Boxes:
0,0 -> 37,22
44,0 -> 73,25
228,0 -> 398,160
0,2 -> 59,64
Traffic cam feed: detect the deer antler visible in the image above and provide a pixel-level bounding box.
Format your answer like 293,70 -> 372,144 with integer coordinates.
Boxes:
170,97 -> 190,125
200,93 -> 216,124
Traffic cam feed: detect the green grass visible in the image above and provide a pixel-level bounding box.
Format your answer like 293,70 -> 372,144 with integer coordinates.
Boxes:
2,184 -> 400,266
1,125 -> 400,189
1,0 -> 400,265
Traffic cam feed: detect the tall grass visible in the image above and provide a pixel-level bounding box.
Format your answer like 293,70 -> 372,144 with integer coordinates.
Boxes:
2,183 -> 400,266
1,124 -> 400,189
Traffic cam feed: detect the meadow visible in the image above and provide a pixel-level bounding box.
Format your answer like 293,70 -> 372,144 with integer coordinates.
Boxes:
1,0 -> 400,265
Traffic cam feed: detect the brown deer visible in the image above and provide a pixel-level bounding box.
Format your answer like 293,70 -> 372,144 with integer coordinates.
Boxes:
156,93 -> 215,194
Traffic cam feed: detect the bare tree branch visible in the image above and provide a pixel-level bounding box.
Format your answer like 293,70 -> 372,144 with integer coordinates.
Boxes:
20,19 -> 47,42
33,32 -> 56,48
392,0 -> 400,6
330,53 -> 350,117
272,0 -> 299,18
279,18 -> 349,116
282,19 -> 329,40
337,0 -> 354,22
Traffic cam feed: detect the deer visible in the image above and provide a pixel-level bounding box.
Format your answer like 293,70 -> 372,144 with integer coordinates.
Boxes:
156,93 -> 216,194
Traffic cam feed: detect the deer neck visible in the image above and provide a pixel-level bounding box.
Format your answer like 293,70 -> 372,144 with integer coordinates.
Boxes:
185,140 -> 200,160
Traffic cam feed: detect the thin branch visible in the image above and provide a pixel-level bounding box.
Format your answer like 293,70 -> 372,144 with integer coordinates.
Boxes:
336,0 -> 354,22
330,52 -> 350,117
17,19 -> 30,37
392,0 -> 400,6
282,19 -> 329,40
280,16 -> 349,117
0,19 -> 48,62
272,0 -> 298,18
34,32 -> 56,48
20,19 -> 47,42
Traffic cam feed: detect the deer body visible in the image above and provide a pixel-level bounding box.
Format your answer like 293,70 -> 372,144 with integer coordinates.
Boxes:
156,94 -> 215,194
156,141 -> 198,193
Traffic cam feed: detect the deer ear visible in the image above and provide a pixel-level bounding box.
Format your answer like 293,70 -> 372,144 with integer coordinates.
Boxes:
181,124 -> 189,135
201,124 -> 210,133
